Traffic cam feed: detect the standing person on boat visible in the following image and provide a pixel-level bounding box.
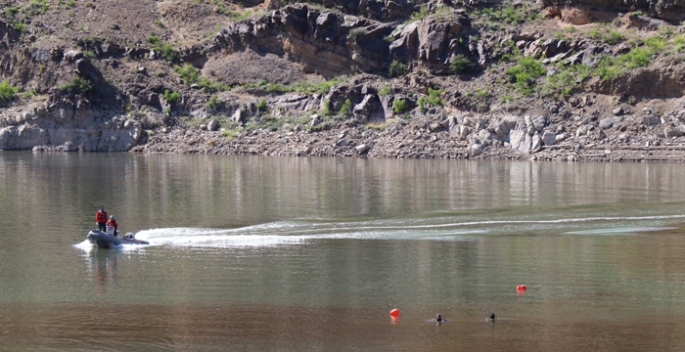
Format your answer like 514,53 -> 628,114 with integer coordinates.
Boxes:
95,206 -> 108,232
107,215 -> 118,237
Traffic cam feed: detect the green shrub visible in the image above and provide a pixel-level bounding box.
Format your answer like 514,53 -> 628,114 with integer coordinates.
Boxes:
226,9 -> 256,21
12,22 -> 27,32
313,76 -> 346,94
26,0 -> 49,15
206,94 -> 221,109
543,63 -> 592,97
675,35 -> 685,52
147,36 -> 178,61
163,89 -> 181,103
147,36 -> 162,45
349,28 -> 368,38
174,64 -> 200,84
392,97 -> 407,114
339,99 -> 352,118
262,115 -> 286,131
596,38 -> 662,81
265,83 -> 287,93
321,98 -> 332,116
58,77 -> 93,94
506,56 -> 546,94
196,76 -> 223,91
501,5 -> 528,24
257,98 -> 268,112
4,6 -> 19,19
0,80 -> 18,106
378,85 -> 392,95
479,5 -> 537,24
596,61 -> 624,81
388,60 -> 408,77
659,25 -> 676,38
620,47 -> 652,69
287,76 -> 347,94
643,36 -> 667,52
222,128 -> 240,140
475,86 -> 491,98
408,5 -> 430,22
450,54 -> 474,74
247,76 -> 348,95
588,23 -> 626,45
418,88 -> 443,112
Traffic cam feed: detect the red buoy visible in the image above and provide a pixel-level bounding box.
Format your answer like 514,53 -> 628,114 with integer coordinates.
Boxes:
516,285 -> 527,291
389,308 -> 400,317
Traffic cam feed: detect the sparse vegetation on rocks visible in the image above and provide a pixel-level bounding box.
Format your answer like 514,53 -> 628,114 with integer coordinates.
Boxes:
1,0 -> 685,161
58,77 -> 94,94
0,80 -> 18,107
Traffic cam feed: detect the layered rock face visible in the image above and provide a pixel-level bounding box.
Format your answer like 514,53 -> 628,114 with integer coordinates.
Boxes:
209,4 -> 470,79
0,45 -> 143,151
0,93 -> 143,152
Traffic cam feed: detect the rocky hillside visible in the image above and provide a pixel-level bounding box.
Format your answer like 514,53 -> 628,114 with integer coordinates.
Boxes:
2,0 -> 685,161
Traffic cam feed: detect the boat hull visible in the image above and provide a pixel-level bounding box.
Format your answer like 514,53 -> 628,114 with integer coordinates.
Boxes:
86,230 -> 149,248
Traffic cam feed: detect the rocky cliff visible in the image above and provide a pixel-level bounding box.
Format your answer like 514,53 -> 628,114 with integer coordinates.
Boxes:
2,0 -> 685,161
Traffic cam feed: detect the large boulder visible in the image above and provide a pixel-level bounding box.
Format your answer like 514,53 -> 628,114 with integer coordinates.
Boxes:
353,94 -> 385,123
96,121 -> 143,152
541,131 -> 557,146
0,125 -> 49,149
643,115 -> 661,126
389,13 -> 471,73
509,129 -> 543,154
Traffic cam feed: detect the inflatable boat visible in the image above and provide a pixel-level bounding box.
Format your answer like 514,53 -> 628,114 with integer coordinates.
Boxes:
86,229 -> 149,248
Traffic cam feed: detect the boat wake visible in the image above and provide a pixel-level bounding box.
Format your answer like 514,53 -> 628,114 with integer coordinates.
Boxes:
121,213 -> 685,249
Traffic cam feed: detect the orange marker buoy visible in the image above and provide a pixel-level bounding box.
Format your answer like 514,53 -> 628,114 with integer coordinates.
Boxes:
389,308 -> 400,317
516,285 -> 527,291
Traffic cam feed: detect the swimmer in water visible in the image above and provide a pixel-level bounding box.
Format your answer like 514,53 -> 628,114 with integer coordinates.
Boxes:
489,313 -> 496,320
435,314 -> 443,322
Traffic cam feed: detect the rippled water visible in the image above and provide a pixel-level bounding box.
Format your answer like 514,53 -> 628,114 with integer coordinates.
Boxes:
3,152 -> 685,351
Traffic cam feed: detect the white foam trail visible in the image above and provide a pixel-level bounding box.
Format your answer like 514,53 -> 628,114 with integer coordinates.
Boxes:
73,239 -> 95,251
565,227 -> 676,235
144,233 -> 308,247
313,215 -> 685,233
130,227 -> 489,248
102,214 -> 685,249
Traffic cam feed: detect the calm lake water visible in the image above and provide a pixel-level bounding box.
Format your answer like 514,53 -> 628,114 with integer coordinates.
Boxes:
3,152 -> 685,351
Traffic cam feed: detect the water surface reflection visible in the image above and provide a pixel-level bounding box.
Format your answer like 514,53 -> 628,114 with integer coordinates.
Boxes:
2,153 -> 685,351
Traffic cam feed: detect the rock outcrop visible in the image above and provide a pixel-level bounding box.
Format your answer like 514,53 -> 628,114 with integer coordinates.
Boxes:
388,11 -> 471,74
210,5 -> 395,78
209,4 -> 472,80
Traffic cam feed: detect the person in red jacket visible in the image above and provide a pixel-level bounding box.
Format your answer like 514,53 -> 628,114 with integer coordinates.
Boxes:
95,206 -> 108,232
107,215 -> 118,237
